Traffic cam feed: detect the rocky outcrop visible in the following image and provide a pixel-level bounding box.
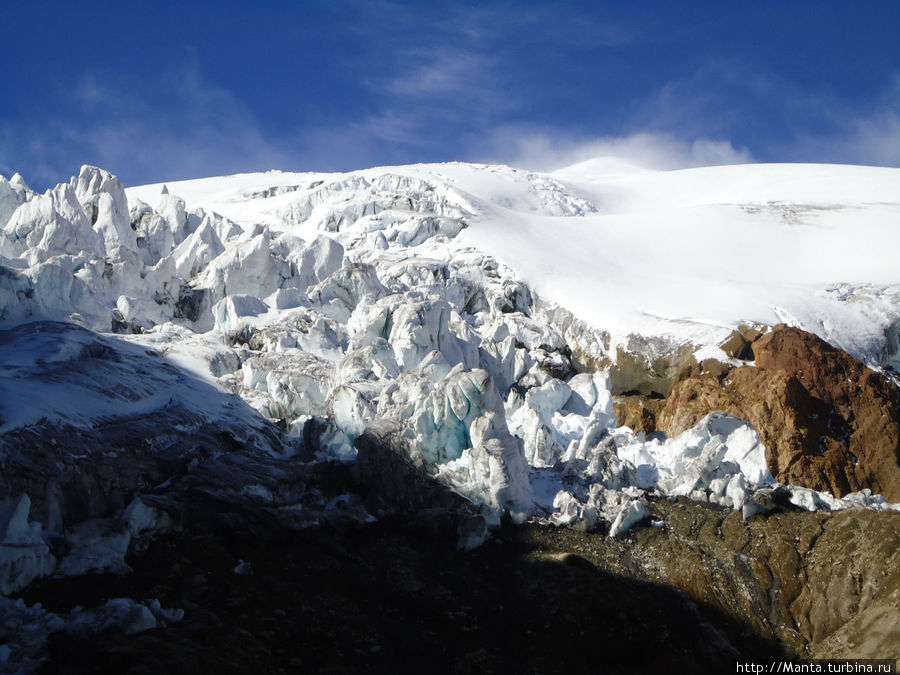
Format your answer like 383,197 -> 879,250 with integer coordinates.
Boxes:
658,325 -> 900,501
532,298 -> 701,398
522,498 -> 900,659
15,495 -> 896,671
613,394 -> 664,436
717,323 -> 765,360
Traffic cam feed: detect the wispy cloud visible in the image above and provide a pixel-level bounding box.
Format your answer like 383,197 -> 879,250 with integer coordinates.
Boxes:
845,111 -> 900,166
512,62 -> 900,171
785,72 -> 900,167
387,49 -> 497,99
1,65 -> 296,188
475,127 -> 754,171
70,66 -> 295,182
3,8 -> 897,192
348,2 -> 640,151
354,9 -> 515,149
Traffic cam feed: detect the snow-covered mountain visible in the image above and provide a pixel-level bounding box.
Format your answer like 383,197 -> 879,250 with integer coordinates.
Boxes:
1,159 -> 899,666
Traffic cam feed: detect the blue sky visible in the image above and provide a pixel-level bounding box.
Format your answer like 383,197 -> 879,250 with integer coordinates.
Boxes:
2,1 -> 899,189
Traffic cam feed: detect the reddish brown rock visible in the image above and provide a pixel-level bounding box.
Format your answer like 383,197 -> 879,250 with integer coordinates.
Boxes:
719,330 -> 753,361
658,325 -> 900,501
614,395 -> 664,436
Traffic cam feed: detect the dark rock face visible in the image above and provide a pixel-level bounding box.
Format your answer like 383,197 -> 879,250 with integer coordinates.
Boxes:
658,324 -> 900,500
546,499 -> 900,660
609,339 -> 696,396
613,394 -> 664,436
719,329 -> 753,360
719,324 -> 765,361
25,509 -> 791,674
26,500 -> 898,671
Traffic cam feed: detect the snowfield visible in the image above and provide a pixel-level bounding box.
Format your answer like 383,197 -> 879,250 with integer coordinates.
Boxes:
1,158 -> 899,657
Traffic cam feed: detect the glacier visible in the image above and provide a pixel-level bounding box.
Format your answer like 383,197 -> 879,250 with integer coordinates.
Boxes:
1,160 -> 899,667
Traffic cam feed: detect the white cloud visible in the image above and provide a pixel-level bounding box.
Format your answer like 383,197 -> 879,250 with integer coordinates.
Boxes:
478,127 -> 754,171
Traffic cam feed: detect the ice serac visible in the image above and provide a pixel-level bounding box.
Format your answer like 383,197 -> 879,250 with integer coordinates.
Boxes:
318,262 -> 388,322
242,349 -> 334,419
157,191 -> 188,245
1,182 -> 104,265
213,294 -> 268,332
0,174 -> 30,228
131,198 -> 175,265
72,165 -> 138,259
298,233 -> 344,288
617,412 -> 771,507
387,297 -> 477,371
171,217 -> 225,279
0,494 -> 55,595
